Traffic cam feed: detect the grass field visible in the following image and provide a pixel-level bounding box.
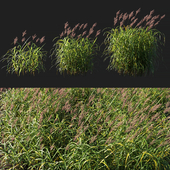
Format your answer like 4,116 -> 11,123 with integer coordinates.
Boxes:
1,88 -> 170,169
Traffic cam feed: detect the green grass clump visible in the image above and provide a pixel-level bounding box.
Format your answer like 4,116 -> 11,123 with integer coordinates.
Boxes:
100,8 -> 166,77
1,88 -> 170,169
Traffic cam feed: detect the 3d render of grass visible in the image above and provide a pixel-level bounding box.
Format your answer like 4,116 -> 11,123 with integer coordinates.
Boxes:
0,32 -> 48,76
1,88 -> 170,169
0,22 -> 101,77
100,8 -> 166,77
0,8 -> 166,77
49,22 -> 101,76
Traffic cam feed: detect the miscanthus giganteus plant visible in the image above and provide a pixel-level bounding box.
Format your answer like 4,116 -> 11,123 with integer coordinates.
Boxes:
1,88 -> 170,169
49,22 -> 101,76
0,30 -> 48,76
100,8 -> 166,77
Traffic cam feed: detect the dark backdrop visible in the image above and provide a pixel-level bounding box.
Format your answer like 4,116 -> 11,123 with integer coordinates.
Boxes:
0,0 -> 169,87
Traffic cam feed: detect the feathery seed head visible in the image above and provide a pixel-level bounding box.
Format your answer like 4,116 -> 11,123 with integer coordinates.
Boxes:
14,37 -> 18,45
96,115 -> 102,124
105,136 -> 112,145
95,30 -> 101,37
48,114 -> 52,122
26,136 -> 30,142
154,21 -> 160,27
114,17 -> 118,26
40,36 -> 45,44
84,124 -> 89,133
92,22 -> 97,28
22,30 -> 27,37
83,23 -> 88,30
71,114 -> 77,122
32,34 -> 37,40
123,13 -> 128,21
36,38 -> 39,43
37,132 -> 40,137
64,21 -> 69,29
74,23 -> 80,29
160,14 -> 165,20
40,136 -> 43,143
53,117 -> 58,124
79,23 -> 84,30
10,103 -> 14,110
65,144 -> 70,151
164,107 -> 170,114
154,15 -> 160,21
135,8 -> 141,16
60,32 -> 64,38
136,20 -> 143,27
89,135 -> 97,144
67,27 -> 72,36
149,104 -> 162,114
21,37 -> 25,43
50,143 -> 55,151
116,10 -> 121,17
149,10 -> 155,16
130,18 -> 138,27
119,13 -> 123,20
129,11 -> 134,19
105,115 -> 110,123
87,28 -> 94,38
130,16 -> 135,22
71,32 -> 76,38
89,115 -> 93,123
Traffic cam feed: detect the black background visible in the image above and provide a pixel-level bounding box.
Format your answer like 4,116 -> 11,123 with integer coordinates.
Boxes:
0,0 -> 169,87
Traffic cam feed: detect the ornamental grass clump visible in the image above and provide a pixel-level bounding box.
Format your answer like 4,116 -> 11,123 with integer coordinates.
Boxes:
0,30 -> 48,76
1,88 -> 170,169
100,8 -> 166,77
49,22 -> 101,76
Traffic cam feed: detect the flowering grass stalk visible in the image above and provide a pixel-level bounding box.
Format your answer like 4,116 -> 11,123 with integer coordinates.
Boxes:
0,30 -> 48,76
1,88 -> 170,169
49,22 -> 101,76
100,8 -> 166,77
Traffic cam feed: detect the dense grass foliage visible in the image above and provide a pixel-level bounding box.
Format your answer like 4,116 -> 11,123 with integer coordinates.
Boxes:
1,88 -> 170,169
